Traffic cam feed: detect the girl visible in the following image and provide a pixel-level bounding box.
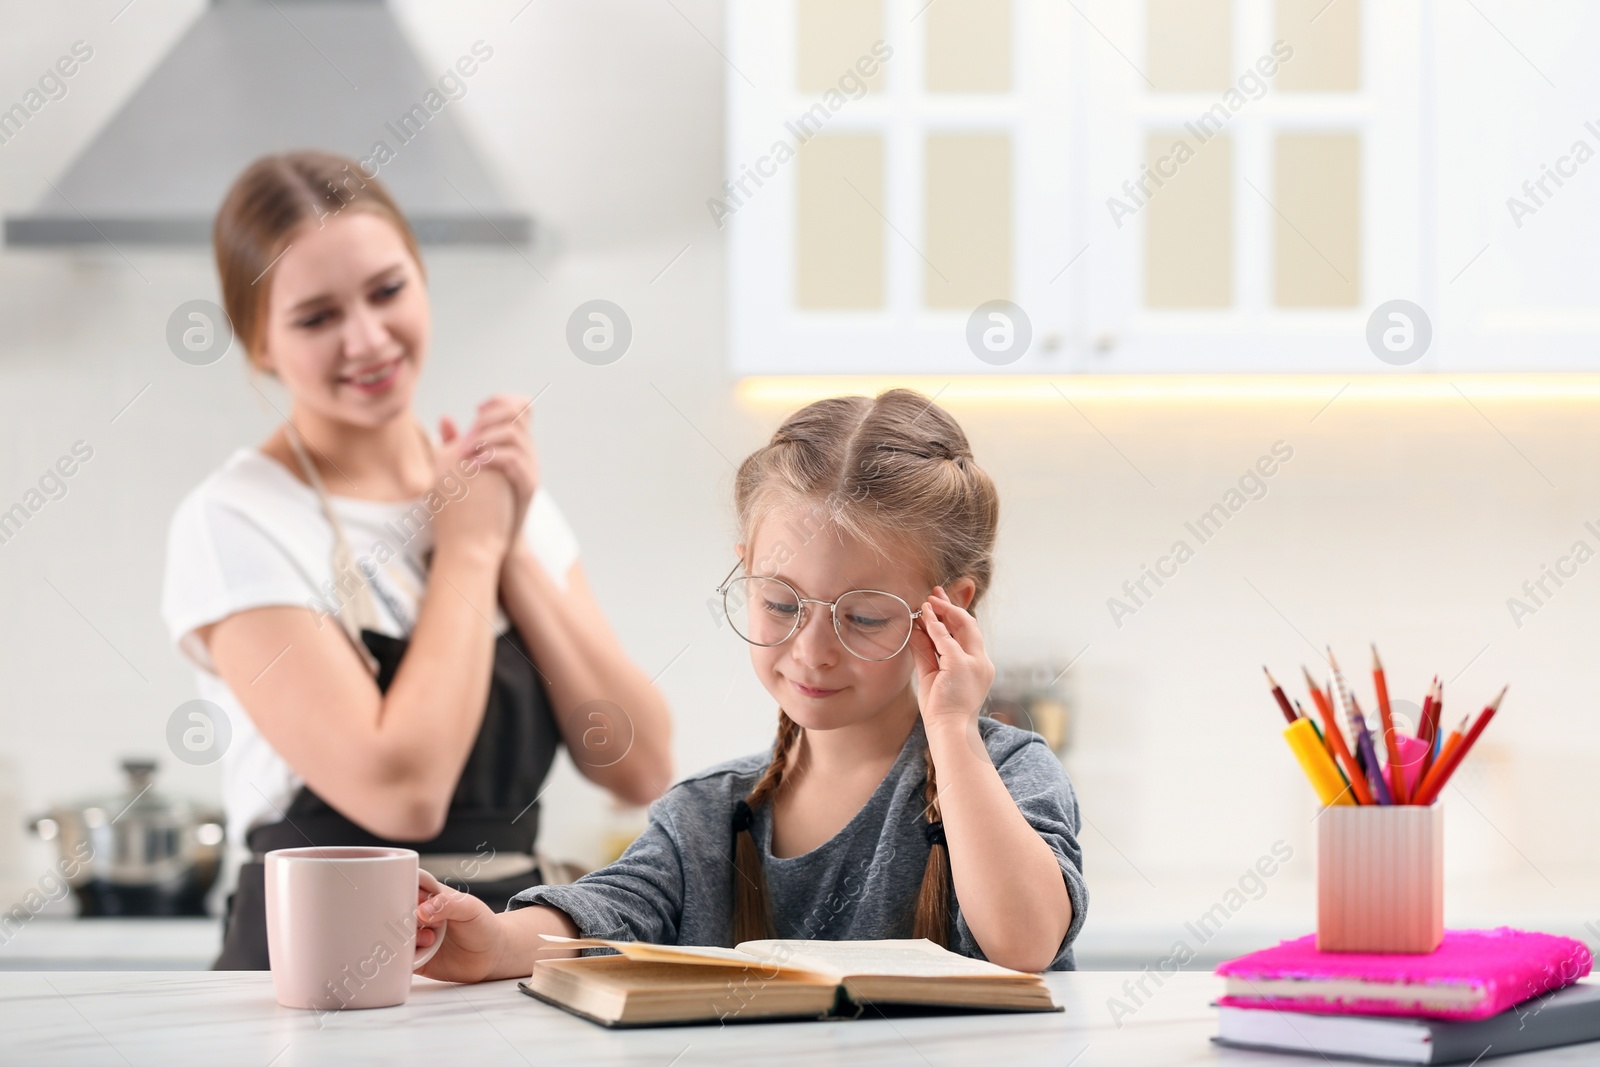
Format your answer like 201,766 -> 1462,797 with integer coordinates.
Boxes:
162,151 -> 673,968
414,389 -> 1087,978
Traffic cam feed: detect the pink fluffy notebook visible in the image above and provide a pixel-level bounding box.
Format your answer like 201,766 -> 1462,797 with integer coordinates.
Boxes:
1216,928 -> 1593,1021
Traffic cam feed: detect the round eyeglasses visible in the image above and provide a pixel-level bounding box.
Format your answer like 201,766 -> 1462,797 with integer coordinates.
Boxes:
716,564 -> 924,662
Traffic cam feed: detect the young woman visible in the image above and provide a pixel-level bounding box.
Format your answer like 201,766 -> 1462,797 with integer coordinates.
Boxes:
410,389 -> 1087,979
161,151 -> 673,968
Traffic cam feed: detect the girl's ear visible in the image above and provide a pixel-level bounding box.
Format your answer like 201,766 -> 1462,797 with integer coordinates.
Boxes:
735,542 -> 747,565
250,341 -> 277,377
944,576 -> 978,610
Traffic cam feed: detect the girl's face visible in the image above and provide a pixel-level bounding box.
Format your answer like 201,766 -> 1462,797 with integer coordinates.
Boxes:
739,500 -> 937,733
256,210 -> 429,428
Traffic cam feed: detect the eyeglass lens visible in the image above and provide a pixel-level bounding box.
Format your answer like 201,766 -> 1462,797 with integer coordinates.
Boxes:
724,576 -> 913,661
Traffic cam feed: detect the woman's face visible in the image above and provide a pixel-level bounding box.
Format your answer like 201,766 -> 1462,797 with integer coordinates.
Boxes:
739,501 -> 932,734
256,210 -> 429,428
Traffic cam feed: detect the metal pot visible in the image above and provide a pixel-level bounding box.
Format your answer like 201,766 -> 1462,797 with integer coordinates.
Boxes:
28,758 -> 225,917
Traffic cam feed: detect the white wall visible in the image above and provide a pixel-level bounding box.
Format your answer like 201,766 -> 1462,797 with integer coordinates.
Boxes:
3,1 -> 1598,954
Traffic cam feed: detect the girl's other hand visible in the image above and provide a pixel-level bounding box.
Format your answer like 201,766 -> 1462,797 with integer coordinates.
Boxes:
414,869 -> 506,984
910,586 -> 996,739
432,414 -> 516,565
460,395 -> 538,542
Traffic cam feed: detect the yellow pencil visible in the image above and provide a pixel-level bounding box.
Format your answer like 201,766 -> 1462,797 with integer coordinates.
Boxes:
1284,717 -> 1357,806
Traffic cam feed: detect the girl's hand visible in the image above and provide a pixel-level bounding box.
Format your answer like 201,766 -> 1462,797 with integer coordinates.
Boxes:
461,395 -> 539,543
433,414 -> 516,565
909,586 -> 996,738
414,870 -> 506,984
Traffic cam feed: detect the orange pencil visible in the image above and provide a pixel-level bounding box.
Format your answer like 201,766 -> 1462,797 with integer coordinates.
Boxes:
1412,715 -> 1468,805
1413,687 -> 1506,806
1301,685 -> 1338,763
1304,665 -> 1371,805
1372,645 -> 1406,803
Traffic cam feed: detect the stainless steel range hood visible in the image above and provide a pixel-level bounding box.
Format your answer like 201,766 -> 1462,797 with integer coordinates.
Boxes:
5,0 -> 531,246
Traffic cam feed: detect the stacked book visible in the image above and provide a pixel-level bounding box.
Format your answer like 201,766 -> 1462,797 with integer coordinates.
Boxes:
1213,928 -> 1598,1064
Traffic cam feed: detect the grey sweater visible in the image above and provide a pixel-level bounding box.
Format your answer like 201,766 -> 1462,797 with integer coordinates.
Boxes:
508,717 -> 1088,970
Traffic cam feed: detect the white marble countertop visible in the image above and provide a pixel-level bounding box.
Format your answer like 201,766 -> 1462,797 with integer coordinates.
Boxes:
2,970 -> 1596,1066
0,918 -> 222,970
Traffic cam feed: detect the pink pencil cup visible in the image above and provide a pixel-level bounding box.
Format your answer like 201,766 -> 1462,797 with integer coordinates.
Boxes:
1317,804 -> 1443,953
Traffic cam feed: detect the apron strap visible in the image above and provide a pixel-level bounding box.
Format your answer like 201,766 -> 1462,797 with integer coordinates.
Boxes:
282,420 -> 430,674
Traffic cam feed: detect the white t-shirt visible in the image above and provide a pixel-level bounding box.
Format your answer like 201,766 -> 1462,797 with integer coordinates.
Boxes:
161,448 -> 580,862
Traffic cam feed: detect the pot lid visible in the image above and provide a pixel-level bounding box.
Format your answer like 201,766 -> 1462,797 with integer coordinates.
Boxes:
58,758 -> 193,827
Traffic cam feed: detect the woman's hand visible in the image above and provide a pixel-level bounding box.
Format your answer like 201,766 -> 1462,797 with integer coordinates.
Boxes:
909,586 -> 996,739
460,395 -> 539,543
432,414 -> 516,565
414,870 -> 506,984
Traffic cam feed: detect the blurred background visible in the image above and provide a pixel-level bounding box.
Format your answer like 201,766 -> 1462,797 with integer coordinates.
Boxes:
2,0 -> 1599,969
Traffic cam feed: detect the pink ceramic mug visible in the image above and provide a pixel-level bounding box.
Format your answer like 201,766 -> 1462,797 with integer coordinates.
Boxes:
264,846 -> 447,1010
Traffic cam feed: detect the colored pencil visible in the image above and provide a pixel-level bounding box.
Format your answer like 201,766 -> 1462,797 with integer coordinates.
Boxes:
1296,698 -> 1352,793
1270,652 -> 1505,810
1412,715 -> 1468,805
1263,667 -> 1297,726
1353,704 -> 1393,805
1372,645 -> 1406,803
1412,687 -> 1506,806
1298,697 -> 1332,755
1283,717 -> 1358,806
1418,677 -> 1439,748
1432,683 -> 1446,761
1329,649 -> 1393,805
1421,678 -> 1438,781
1333,680 -> 1365,772
1303,666 -> 1371,805
1416,678 -> 1440,784
1307,701 -> 1339,765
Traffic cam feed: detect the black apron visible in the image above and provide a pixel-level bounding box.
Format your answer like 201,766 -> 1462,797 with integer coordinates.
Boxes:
212,625 -> 561,969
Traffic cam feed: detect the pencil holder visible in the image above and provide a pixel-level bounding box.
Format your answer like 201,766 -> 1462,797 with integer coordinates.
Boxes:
1316,804 -> 1443,953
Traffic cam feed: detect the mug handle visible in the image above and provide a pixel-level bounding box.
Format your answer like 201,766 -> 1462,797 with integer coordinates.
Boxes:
414,868 -> 449,971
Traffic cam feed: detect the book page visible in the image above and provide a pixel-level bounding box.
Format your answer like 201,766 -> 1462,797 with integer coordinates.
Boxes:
734,938 -> 1034,981
536,935 -> 832,980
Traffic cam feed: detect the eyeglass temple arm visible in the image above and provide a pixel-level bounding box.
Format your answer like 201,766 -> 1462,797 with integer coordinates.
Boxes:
715,559 -> 744,593
718,564 -> 928,621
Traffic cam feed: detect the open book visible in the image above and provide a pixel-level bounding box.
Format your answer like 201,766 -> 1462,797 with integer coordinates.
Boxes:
517,936 -> 1060,1028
